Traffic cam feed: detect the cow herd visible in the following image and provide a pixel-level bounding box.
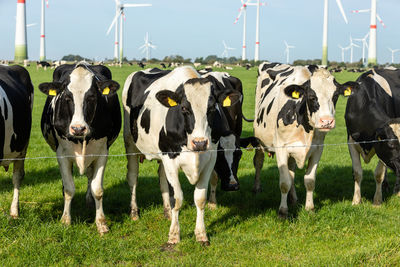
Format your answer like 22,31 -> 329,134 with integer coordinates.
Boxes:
1,62 -> 400,246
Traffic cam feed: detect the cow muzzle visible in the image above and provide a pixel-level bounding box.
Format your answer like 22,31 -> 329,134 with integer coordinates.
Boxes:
191,138 -> 209,152
316,117 -> 335,131
70,124 -> 88,137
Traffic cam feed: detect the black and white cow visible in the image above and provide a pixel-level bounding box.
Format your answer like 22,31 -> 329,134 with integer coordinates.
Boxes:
38,61 -> 121,234
200,71 -> 243,207
122,66 -> 240,245
0,65 -> 33,218
253,62 -> 357,218
345,68 -> 400,206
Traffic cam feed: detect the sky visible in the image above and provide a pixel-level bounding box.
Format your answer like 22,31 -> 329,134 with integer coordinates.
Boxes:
0,0 -> 400,64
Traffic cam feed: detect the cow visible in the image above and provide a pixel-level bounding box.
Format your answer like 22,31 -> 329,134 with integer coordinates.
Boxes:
122,66 -> 241,245
36,61 -> 51,70
0,65 -> 33,218
345,68 -> 400,206
253,62 -> 358,218
38,61 -> 121,235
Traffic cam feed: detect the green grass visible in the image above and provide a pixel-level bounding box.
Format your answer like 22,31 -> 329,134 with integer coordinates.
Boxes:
1,65 -> 400,266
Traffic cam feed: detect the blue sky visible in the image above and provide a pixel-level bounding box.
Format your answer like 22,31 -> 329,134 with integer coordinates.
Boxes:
0,0 -> 399,64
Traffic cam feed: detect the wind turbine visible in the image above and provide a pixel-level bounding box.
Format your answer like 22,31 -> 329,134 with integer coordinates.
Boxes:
106,1 -> 152,64
40,0 -> 49,61
388,48 -> 400,64
221,41 -> 235,58
354,33 -> 369,66
351,0 -> 386,66
15,0 -> 28,62
348,36 -> 360,64
284,41 -> 295,64
321,0 -> 348,66
338,45 -> 349,62
233,0 -> 266,61
139,32 -> 156,61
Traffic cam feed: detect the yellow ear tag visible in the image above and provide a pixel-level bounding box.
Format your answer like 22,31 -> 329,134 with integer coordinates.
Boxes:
223,96 -> 231,107
49,89 -> 57,96
167,97 -> 177,107
344,87 -> 352,96
102,87 -> 110,95
292,91 -> 300,99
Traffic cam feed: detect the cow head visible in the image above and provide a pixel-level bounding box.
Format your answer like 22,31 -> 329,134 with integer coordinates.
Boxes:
283,67 -> 359,132
375,119 -> 400,175
39,66 -> 119,140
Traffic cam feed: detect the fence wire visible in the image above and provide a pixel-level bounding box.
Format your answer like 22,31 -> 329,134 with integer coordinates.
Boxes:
2,138 -> 397,162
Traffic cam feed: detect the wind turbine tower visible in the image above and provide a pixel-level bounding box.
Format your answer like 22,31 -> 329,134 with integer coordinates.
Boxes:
284,41 -> 295,64
388,48 -> 400,64
15,0 -> 28,62
39,0 -> 48,61
139,33 -> 156,61
321,0 -> 348,66
368,0 -> 377,65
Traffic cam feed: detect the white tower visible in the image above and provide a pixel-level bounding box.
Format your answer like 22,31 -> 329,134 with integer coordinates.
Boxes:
15,0 -> 28,62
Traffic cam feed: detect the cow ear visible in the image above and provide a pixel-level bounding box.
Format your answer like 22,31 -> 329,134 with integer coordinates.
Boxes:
284,85 -> 305,100
220,91 -> 242,107
156,90 -> 181,108
338,81 -> 359,97
97,80 -> 120,95
38,82 -> 63,96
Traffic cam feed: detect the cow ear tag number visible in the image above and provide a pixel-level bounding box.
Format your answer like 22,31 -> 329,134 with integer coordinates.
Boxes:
292,91 -> 300,99
49,89 -> 57,96
167,97 -> 178,107
344,87 -> 352,96
102,87 -> 110,95
223,96 -> 231,107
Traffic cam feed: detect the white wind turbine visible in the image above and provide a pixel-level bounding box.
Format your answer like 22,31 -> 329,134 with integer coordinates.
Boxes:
321,0 -> 348,66
351,0 -> 386,66
39,0 -> 49,61
106,0 -> 152,63
388,48 -> 400,64
353,33 -> 369,66
338,44 -> 349,62
14,0 -> 28,62
233,0 -> 266,61
284,41 -> 295,64
221,41 -> 235,58
139,32 -> 156,61
348,36 -> 360,64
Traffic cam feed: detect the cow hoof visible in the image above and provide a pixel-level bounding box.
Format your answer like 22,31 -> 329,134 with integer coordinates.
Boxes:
278,208 -> 288,219
130,209 -> 139,221
163,208 -> 172,220
97,224 -> 109,236
352,197 -> 361,206
207,202 -> 217,210
160,242 -> 176,252
10,214 -> 19,219
60,215 -> 71,226
221,182 -> 239,192
10,209 -> 19,219
167,235 -> 180,245
396,191 -> 400,198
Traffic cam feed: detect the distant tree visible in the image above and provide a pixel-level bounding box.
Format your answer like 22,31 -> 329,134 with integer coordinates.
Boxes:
204,55 -> 218,64
194,57 -> 204,64
61,54 -> 90,62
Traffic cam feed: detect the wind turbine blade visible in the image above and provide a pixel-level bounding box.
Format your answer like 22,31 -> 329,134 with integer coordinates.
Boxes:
335,0 -> 348,24
388,47 -> 393,52
27,23 -> 37,27
351,9 -> 370,13
284,40 -> 288,47
122,4 -> 152,8
234,6 -> 245,24
223,40 -> 227,48
106,11 -> 121,35
376,14 -> 386,28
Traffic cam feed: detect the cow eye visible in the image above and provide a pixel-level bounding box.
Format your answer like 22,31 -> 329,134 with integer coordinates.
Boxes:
182,106 -> 189,113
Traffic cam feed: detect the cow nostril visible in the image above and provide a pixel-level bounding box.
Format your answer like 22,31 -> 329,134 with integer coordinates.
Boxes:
191,139 -> 208,151
71,125 -> 87,136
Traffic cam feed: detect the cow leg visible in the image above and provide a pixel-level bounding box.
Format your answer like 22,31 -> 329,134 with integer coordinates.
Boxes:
304,147 -> 323,212
276,151 -> 290,218
163,163 -> 182,244
85,165 -> 95,209
158,162 -> 172,220
194,163 -> 214,245
90,154 -> 109,235
348,143 -> 363,205
253,148 -> 265,193
288,157 -> 297,205
208,170 -> 218,210
373,160 -> 386,206
394,175 -> 400,197
58,157 -> 74,226
126,150 -> 139,221
10,160 -> 25,218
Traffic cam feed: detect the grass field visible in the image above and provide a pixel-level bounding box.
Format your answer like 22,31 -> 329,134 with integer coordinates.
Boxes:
1,64 -> 400,266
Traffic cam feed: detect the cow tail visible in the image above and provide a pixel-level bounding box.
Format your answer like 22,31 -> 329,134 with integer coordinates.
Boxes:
242,114 -> 254,123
